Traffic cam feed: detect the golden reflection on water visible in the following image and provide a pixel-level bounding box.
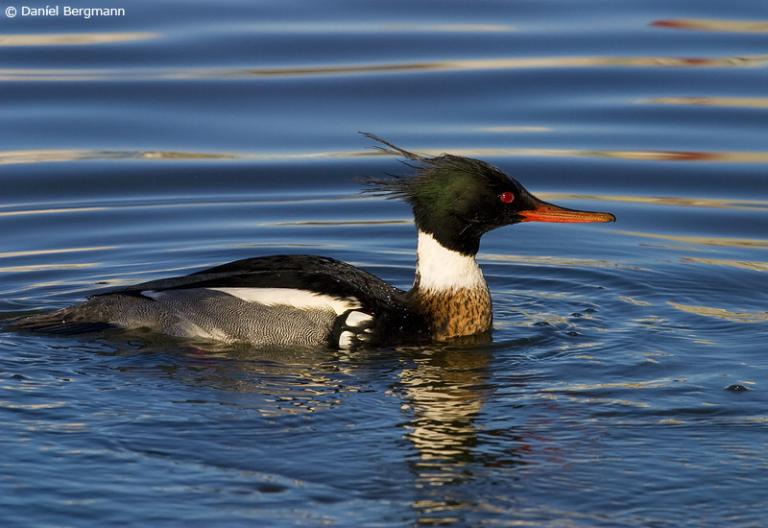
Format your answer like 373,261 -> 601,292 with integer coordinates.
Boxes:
0,149 -> 235,165
244,22 -> 516,33
540,392 -> 650,409
682,257 -> 768,272
547,378 -> 676,392
0,32 -> 157,46
0,399 -> 67,410
0,197 -> 366,219
645,96 -> 768,109
362,147 -> 768,163
562,149 -> 768,163
479,126 -> 551,133
4,146 -> 768,166
374,23 -> 516,33
617,230 -> 768,249
618,295 -> 652,306
0,263 -> 97,273
0,207 -> 107,217
274,219 -> 411,227
480,253 -> 622,270
652,19 -> 768,33
668,302 -> 768,323
0,246 -> 115,259
544,193 -> 768,211
0,149 -> 99,164
154,54 -> 768,77
2,54 -> 767,81
24,422 -> 88,433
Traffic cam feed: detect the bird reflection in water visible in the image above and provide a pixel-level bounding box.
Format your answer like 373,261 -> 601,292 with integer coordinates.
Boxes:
397,342 -> 528,525
113,336 -> 532,525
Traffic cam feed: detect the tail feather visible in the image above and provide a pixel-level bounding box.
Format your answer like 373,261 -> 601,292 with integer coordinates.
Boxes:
7,309 -> 115,336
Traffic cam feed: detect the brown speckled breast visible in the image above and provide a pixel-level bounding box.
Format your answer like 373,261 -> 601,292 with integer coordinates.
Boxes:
409,286 -> 492,341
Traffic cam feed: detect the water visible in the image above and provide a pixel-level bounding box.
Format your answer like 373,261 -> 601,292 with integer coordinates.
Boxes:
1,0 -> 767,526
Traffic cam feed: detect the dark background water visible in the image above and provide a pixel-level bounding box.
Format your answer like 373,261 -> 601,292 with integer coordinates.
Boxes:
1,1 -> 767,526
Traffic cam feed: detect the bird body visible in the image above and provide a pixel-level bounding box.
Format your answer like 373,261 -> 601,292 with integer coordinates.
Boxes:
11,135 -> 614,348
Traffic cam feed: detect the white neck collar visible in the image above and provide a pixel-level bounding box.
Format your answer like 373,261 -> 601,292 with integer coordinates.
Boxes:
414,230 -> 486,292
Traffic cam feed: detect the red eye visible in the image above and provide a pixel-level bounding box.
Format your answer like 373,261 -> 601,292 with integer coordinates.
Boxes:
499,192 -> 515,204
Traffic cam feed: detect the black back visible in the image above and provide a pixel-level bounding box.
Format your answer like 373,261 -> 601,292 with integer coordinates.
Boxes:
97,255 -> 401,308
94,255 -> 430,343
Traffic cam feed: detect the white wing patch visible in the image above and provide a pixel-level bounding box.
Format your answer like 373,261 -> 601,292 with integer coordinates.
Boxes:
207,287 -> 361,315
345,311 -> 373,327
338,331 -> 355,349
336,311 -> 375,349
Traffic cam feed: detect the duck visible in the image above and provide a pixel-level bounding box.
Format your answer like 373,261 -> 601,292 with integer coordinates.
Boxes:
12,134 -> 615,348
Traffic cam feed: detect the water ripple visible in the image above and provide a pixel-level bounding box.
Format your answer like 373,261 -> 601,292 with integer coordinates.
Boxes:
547,194 -> 768,211
2,147 -> 767,166
668,302 -> 768,323
1,54 -> 766,81
681,257 -> 768,272
617,231 -> 768,249
644,97 -> 768,109
0,207 -> 108,217
0,32 -> 157,46
652,19 -> 768,33
229,22 -> 517,34
0,247 -> 116,259
0,263 -> 97,273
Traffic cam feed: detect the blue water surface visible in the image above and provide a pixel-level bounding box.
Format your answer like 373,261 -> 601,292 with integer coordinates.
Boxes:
1,0 -> 767,526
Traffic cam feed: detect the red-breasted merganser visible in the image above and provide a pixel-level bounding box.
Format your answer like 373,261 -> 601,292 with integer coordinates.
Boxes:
12,135 -> 615,348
